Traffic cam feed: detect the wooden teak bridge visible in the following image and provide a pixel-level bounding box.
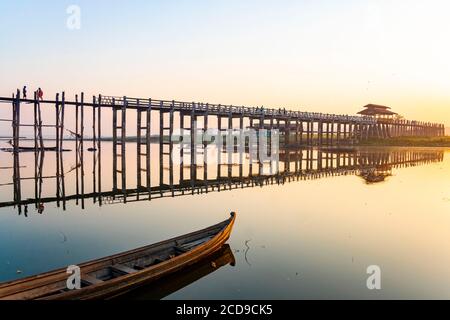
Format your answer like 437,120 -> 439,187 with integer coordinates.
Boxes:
0,91 -> 445,155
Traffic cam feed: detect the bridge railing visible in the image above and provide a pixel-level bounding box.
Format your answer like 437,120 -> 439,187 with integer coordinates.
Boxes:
101,95 -> 377,124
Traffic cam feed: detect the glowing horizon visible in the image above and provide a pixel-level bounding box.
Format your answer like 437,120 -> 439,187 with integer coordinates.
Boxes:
0,0 -> 449,129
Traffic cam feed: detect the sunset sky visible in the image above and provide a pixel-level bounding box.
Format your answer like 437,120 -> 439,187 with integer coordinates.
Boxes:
0,0 -> 449,131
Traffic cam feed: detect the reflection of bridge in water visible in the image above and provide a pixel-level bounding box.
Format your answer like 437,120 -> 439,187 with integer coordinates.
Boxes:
0,144 -> 444,215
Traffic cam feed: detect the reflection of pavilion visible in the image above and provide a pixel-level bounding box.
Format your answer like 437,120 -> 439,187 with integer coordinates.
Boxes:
0,142 -> 445,215
358,167 -> 392,184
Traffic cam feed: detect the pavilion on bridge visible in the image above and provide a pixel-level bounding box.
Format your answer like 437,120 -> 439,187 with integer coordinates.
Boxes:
357,104 -> 398,120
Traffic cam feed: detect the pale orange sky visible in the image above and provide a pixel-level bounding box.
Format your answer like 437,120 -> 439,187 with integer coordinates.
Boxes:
0,1 -> 449,130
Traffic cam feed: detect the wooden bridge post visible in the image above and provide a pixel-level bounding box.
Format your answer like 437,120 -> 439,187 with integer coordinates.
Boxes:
80,92 -> 85,209
121,97 -> 127,200
286,117 -> 291,170
228,108 -> 233,182
239,107 -> 244,183
12,92 -> 17,153
337,122 -> 341,145
180,106 -> 185,183
33,92 -> 38,151
330,121 -> 335,145
60,92 -> 65,152
92,96 -> 97,203
170,101 -> 175,193
318,120 -> 323,146
204,103 -> 210,188
159,101 -> 164,190
75,94 -> 79,202
325,121 -> 329,145
55,93 -> 61,206
55,93 -> 60,153
217,105 -> 222,183
137,99 -> 142,190
92,95 -> 96,155
112,98 -> 117,192
97,95 -> 102,205
146,98 -> 152,194
306,120 -> 310,146
191,102 -> 197,187
343,122 -> 347,141
259,110 -> 266,173
299,120 -> 303,146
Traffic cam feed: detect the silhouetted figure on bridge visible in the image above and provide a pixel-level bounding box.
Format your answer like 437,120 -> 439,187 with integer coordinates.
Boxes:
37,88 -> 44,101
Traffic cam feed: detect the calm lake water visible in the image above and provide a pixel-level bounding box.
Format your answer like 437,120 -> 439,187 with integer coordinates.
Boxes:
0,140 -> 449,299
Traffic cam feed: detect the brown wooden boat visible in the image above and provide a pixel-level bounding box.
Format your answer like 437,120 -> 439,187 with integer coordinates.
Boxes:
120,244 -> 235,300
0,212 -> 236,300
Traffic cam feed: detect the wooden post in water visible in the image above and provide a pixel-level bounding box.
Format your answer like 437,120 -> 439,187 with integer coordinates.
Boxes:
55,93 -> 60,206
170,101 -> 175,194
217,109 -> 222,184
60,92 -> 65,152
239,108 -> 244,185
97,95 -> 102,206
92,96 -> 97,203
80,93 -> 85,209
121,97 -> 127,200
112,98 -> 117,192
191,102 -> 196,190
337,123 -> 341,145
60,92 -> 66,210
204,104 -> 209,186
318,121 -> 323,146
180,107 -> 185,184
12,93 -> 16,153
92,95 -> 97,148
55,93 -> 60,153
330,121 -> 335,145
228,109 -> 233,184
159,102 -> 164,190
146,99 -> 152,195
137,100 -> 142,191
33,91 -> 38,208
33,92 -> 38,151
75,94 -> 79,203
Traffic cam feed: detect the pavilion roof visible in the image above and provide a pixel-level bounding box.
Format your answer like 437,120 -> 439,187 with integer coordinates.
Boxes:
358,104 -> 397,116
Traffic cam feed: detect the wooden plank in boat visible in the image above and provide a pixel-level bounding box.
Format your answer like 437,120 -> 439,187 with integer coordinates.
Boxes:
174,246 -> 188,254
181,236 -> 213,250
110,264 -> 138,275
82,275 -> 104,286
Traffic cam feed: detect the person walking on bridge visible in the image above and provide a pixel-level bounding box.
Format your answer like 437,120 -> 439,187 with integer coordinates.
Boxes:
22,86 -> 27,99
37,88 -> 43,101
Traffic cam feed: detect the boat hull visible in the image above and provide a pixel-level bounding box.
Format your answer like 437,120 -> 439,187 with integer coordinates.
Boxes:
0,214 -> 236,300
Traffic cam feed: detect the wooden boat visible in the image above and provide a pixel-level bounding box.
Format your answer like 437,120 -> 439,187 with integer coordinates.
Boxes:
121,244 -> 235,300
0,213 -> 236,300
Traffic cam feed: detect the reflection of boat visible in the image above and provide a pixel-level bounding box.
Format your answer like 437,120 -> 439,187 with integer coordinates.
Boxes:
0,213 -> 236,300
120,244 -> 235,300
